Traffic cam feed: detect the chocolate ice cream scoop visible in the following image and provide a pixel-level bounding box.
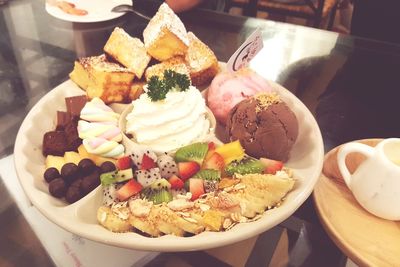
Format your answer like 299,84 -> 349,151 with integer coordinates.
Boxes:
226,93 -> 298,162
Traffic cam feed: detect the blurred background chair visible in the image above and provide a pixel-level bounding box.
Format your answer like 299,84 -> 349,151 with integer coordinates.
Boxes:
225,0 -> 341,30
224,0 -> 252,15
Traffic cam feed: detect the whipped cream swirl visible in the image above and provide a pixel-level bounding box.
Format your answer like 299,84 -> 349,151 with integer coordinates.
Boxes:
78,98 -> 124,158
125,86 -> 210,153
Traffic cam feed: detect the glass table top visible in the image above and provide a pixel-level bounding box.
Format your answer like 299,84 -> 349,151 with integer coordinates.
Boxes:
1,0 -> 400,266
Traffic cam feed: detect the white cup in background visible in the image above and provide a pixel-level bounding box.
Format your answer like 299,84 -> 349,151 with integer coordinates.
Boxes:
337,138 -> 400,220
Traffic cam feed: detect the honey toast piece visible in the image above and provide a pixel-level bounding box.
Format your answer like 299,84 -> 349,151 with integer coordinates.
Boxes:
104,27 -> 151,79
143,3 -> 189,61
69,54 -> 134,104
186,32 -> 219,86
129,80 -> 146,101
144,56 -> 190,81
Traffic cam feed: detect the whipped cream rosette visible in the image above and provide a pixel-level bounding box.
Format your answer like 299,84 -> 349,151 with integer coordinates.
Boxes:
78,98 -> 124,158
120,72 -> 216,154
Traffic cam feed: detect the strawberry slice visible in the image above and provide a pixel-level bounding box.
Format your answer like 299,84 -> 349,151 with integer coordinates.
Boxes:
141,154 -> 156,170
204,142 -> 216,162
117,156 -> 132,170
208,142 -> 216,151
202,152 -> 225,171
188,178 -> 205,200
116,179 -> 143,201
168,175 -> 184,189
260,158 -> 283,174
178,161 -> 200,181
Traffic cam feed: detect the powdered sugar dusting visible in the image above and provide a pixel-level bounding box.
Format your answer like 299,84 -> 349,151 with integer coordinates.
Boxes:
79,54 -> 131,73
186,32 -> 216,72
143,3 -> 189,47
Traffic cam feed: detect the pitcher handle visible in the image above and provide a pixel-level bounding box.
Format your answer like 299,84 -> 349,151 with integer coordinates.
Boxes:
337,143 -> 375,188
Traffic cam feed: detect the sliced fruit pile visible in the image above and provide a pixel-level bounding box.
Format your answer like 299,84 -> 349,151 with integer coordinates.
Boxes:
97,170 -> 294,236
100,140 -> 286,206
96,140 -> 294,236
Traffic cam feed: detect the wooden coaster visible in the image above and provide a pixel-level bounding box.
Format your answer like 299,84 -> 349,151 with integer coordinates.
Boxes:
313,139 -> 400,267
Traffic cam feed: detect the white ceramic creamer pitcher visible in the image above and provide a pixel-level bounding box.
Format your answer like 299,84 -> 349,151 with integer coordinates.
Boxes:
337,138 -> 400,220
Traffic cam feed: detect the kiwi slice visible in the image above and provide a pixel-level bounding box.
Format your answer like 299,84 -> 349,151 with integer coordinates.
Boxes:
149,178 -> 171,190
225,156 -> 264,176
151,190 -> 173,204
141,179 -> 172,204
184,179 -> 190,192
100,169 -> 133,185
193,169 -> 221,181
174,142 -> 208,164
141,188 -> 172,205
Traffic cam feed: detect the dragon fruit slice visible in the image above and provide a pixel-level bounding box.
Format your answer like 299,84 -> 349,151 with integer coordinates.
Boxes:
136,168 -> 162,187
204,180 -> 218,193
157,154 -> 178,179
171,188 -> 187,198
127,145 -> 157,169
102,183 -> 120,206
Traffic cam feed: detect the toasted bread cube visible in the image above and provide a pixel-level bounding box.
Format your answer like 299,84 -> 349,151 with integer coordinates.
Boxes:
143,3 -> 189,61
129,81 -> 145,101
104,27 -> 151,79
144,56 -> 190,81
69,60 -> 90,91
186,32 -> 219,86
69,55 -> 135,104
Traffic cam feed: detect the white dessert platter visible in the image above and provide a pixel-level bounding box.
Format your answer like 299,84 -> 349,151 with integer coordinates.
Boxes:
45,0 -> 131,23
14,79 -> 324,252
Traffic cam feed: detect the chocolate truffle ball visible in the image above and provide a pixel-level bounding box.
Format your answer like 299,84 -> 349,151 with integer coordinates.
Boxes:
44,167 -> 60,183
78,158 -> 96,175
48,178 -> 67,198
61,163 -> 79,184
66,186 -> 82,203
80,172 -> 100,195
100,161 -> 116,174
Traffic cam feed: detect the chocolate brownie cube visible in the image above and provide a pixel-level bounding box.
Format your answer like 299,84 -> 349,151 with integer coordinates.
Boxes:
56,111 -> 71,131
42,131 -> 67,156
65,95 -> 87,118
64,119 -> 81,151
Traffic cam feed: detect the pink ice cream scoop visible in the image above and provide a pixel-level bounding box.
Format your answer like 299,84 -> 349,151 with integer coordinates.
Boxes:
207,69 -> 273,124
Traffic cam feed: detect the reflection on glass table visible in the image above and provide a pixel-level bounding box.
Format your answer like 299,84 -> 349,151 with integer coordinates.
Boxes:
1,0 -> 400,266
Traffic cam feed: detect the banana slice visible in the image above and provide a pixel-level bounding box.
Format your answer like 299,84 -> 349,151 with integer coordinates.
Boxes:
239,173 -> 295,208
157,205 -> 204,235
129,207 -> 162,237
97,173 -> 296,236
97,206 -> 132,233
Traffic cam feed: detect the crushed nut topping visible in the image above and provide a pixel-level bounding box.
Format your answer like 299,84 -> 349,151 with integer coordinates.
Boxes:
183,217 -> 197,223
234,183 -> 246,190
223,186 -> 233,192
112,207 -> 130,220
199,204 -> 210,211
99,211 -> 107,223
176,211 -> 190,217
231,212 -> 247,223
129,199 -> 153,217
223,218 -> 233,229
255,92 -> 281,112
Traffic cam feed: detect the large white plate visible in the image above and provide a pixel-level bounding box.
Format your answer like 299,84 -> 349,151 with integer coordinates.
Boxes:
45,0 -> 131,23
14,79 -> 324,251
